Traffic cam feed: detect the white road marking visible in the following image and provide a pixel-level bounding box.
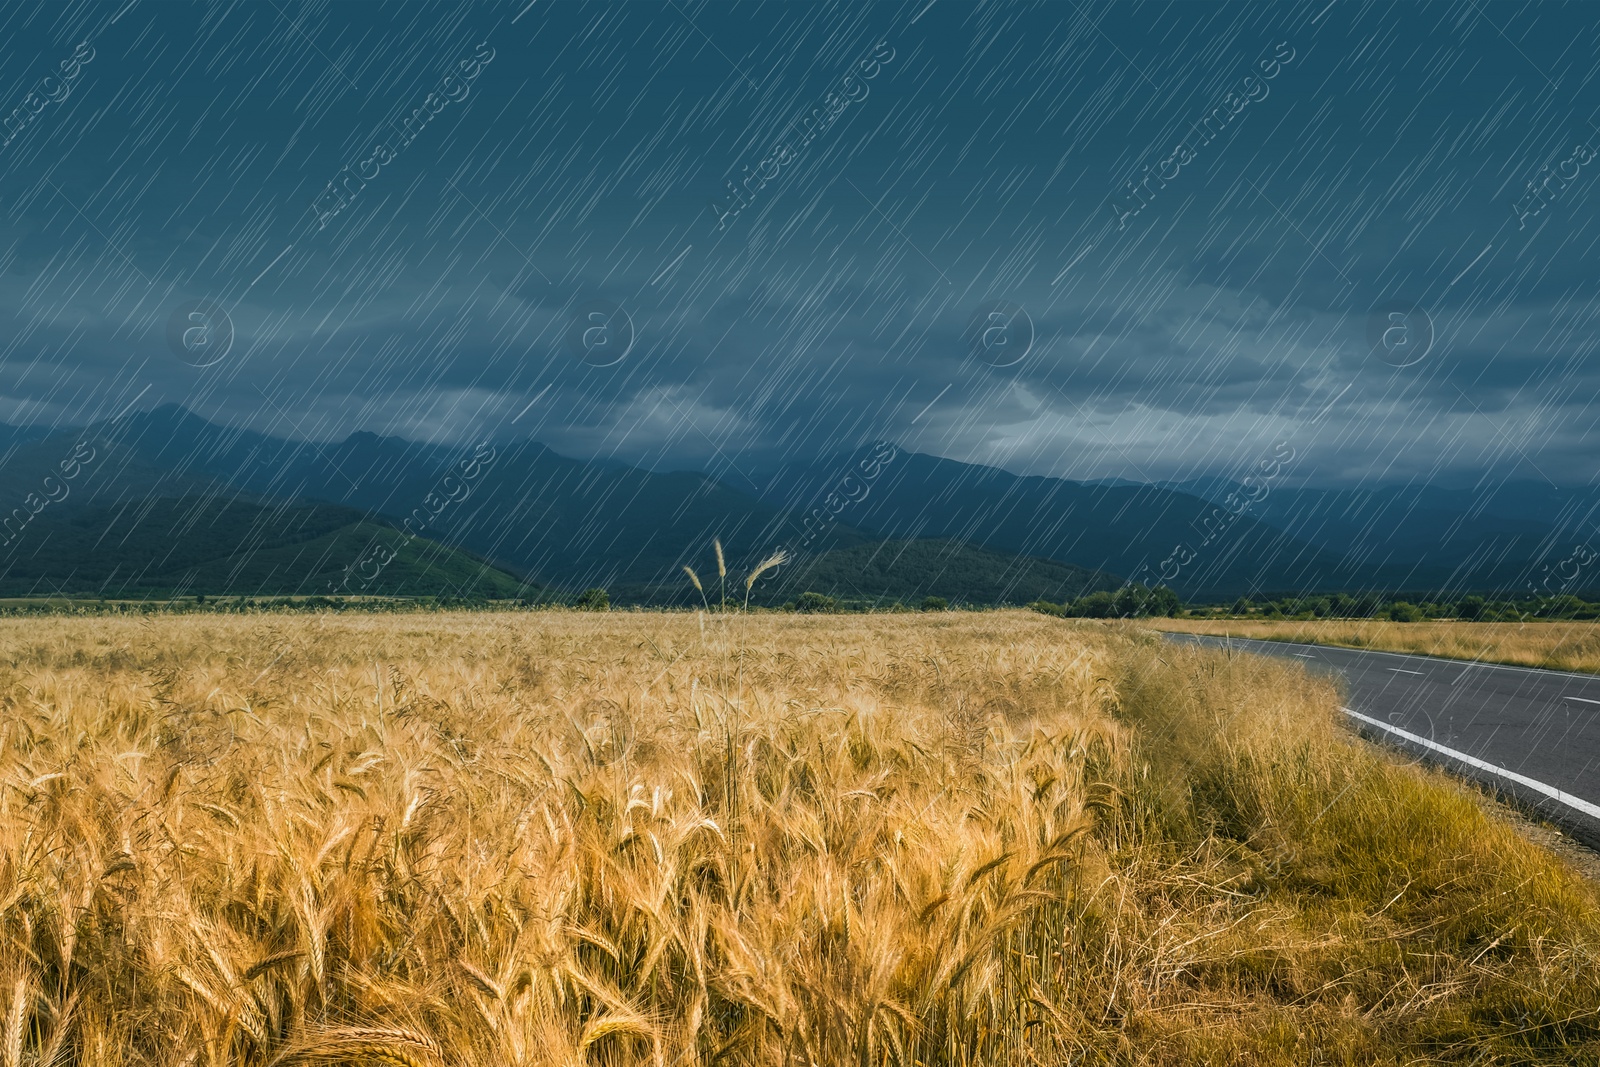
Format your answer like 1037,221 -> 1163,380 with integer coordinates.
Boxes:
1342,706 -> 1600,822
1293,653 -> 1315,658
1563,696 -> 1600,706
1387,668 -> 1425,675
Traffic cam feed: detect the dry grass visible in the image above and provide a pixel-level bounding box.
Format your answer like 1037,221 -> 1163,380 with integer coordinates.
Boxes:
1149,616 -> 1600,673
2,610 -> 1600,1065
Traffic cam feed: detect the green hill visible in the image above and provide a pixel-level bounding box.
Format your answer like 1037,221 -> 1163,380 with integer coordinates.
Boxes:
0,497 -> 532,599
612,538 -> 1120,607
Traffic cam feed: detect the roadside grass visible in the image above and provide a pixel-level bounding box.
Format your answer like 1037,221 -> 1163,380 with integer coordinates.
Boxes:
1114,635 -> 1600,1061
1,611 -> 1598,1064
1148,615 -> 1600,674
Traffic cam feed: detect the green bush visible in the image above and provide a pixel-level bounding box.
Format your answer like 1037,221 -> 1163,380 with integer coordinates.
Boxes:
1386,600 -> 1422,622
920,596 -> 949,612
1147,585 -> 1182,617
1537,594 -> 1586,619
793,591 -> 838,614
574,587 -> 610,611
1074,590 -> 1115,618
1101,583 -> 1182,618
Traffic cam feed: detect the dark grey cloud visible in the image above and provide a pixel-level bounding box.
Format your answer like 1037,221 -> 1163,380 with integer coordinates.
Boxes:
3,0 -> 1600,490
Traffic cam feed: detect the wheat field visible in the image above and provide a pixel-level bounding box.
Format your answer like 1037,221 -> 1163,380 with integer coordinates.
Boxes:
1148,616 -> 1600,673
3,610 -> 1600,1065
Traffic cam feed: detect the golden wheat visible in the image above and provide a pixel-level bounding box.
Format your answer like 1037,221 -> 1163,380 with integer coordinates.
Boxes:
1149,616 -> 1600,673
0,611 -> 1597,1065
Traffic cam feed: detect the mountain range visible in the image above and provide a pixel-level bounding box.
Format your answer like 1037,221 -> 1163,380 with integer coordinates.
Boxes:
0,404 -> 1594,603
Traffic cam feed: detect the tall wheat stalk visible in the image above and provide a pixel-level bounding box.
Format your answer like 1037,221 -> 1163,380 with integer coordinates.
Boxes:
714,538 -> 727,613
742,549 -> 786,612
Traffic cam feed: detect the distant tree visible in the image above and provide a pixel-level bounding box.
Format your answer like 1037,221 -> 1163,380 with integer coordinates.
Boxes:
1028,600 -> 1064,617
1455,595 -> 1486,620
1075,590 -> 1115,618
1231,597 -> 1252,616
920,595 -> 949,612
1537,594 -> 1586,619
575,587 -> 610,611
1148,585 -> 1182,617
1480,599 -> 1511,621
793,591 -> 838,613
1112,584 -> 1148,618
1387,600 -> 1422,622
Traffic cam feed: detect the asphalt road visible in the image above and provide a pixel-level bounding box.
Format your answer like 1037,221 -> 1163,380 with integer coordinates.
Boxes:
1162,632 -> 1600,847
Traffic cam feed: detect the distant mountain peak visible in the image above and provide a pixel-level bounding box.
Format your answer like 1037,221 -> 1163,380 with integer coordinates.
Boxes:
104,401 -> 209,429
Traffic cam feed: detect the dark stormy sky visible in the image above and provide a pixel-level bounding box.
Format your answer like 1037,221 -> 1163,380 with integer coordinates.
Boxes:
3,0 -> 1600,488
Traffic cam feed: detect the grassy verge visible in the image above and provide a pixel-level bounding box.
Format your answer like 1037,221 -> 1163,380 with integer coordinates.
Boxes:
1,612 -> 1598,1064
1147,616 -> 1600,673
